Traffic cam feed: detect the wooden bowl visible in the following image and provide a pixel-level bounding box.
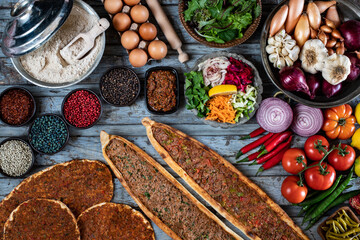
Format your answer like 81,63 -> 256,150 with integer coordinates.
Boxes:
317,206 -> 360,240
178,0 -> 262,48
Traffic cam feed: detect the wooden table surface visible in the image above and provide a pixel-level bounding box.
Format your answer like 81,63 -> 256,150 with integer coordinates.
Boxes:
1,0 -> 360,239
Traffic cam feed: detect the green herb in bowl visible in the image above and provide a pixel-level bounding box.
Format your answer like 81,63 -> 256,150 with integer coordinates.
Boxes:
184,0 -> 261,43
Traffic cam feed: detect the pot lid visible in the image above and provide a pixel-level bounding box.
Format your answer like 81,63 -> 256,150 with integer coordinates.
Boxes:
1,0 -> 73,57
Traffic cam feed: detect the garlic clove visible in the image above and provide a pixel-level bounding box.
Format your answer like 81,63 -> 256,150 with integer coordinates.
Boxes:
266,45 -> 276,54
282,48 -> 289,56
289,45 -> 300,61
269,53 -> 278,63
276,58 -> 286,69
268,37 -> 276,45
285,56 -> 294,66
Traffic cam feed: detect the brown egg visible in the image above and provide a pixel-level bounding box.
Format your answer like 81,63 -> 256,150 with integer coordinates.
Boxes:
129,49 -> 148,67
139,23 -> 157,41
104,0 -> 123,14
123,0 -> 140,6
148,40 -> 167,60
130,5 -> 149,23
121,30 -> 140,50
113,13 -> 131,32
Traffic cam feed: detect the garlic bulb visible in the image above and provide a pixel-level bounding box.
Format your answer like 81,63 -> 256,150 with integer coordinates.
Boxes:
299,39 -> 328,74
266,29 -> 300,69
322,54 -> 351,85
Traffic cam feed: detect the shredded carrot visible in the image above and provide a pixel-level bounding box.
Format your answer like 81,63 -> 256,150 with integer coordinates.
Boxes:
205,95 -> 236,124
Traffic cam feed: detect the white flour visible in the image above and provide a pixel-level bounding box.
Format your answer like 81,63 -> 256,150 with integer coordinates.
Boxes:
20,5 -> 102,83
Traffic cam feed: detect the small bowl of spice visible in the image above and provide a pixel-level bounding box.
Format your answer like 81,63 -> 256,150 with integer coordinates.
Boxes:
0,87 -> 36,126
100,67 -> 141,106
62,89 -> 102,129
0,138 -> 35,178
145,67 -> 179,114
28,114 -> 69,155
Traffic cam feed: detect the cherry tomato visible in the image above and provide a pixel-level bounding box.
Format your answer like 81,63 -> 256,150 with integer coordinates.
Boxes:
282,148 -> 307,174
304,135 -> 329,161
281,176 -> 308,204
304,162 -> 336,190
328,144 -> 355,171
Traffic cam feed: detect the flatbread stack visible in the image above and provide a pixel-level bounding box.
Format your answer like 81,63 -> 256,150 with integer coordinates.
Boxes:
0,159 -> 156,240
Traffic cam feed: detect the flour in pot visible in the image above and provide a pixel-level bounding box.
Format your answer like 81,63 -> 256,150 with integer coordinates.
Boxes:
20,5 -> 103,83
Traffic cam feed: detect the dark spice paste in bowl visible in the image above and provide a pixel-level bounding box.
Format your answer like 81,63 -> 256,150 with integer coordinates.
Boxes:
145,67 -> 179,114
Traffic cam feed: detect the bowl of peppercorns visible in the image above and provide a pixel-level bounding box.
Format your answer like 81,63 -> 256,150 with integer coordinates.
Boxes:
99,67 -> 141,107
61,89 -> 102,129
28,114 -> 69,155
0,137 -> 35,178
0,87 -> 36,127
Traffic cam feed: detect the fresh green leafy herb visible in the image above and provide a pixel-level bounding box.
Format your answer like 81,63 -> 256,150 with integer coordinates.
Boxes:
144,192 -> 151,200
184,0 -> 260,43
184,71 -> 210,118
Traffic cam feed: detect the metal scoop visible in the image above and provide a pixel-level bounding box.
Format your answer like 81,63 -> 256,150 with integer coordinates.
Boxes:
60,18 -> 109,64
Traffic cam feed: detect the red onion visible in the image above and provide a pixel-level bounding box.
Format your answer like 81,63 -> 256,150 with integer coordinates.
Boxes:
279,66 -> 311,96
340,20 -> 360,51
291,104 -> 323,137
322,80 -> 342,98
256,98 -> 293,133
306,74 -> 321,99
345,52 -> 360,81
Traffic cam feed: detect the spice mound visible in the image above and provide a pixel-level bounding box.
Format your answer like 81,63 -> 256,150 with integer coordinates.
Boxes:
0,140 -> 33,177
100,68 -> 140,106
63,90 -> 101,128
146,70 -> 177,112
0,89 -> 34,125
19,5 -> 103,84
29,115 -> 68,154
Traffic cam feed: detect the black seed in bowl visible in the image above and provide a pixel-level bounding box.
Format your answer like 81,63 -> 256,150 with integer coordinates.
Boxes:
100,67 -> 141,106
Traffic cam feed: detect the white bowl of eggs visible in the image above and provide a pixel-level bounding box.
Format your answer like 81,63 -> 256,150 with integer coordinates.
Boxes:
103,0 -> 168,67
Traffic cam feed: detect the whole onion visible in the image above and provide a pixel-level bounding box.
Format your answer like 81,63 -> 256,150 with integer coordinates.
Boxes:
345,52 -> 360,81
340,20 -> 360,51
322,80 -> 342,98
306,74 -> 321,99
279,66 -> 311,96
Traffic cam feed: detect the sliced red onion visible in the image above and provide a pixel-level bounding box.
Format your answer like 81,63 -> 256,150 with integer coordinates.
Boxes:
291,104 -> 323,137
256,98 -> 293,133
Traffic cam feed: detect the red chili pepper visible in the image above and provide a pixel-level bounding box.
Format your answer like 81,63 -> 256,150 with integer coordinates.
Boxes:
257,131 -> 292,157
258,132 -> 281,152
251,135 -> 293,165
256,145 -> 290,175
237,151 -> 261,163
240,127 -> 266,140
235,133 -> 274,159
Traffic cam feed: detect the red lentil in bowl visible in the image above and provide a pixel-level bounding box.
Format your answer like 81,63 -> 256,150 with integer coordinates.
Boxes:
0,87 -> 36,126
61,89 -> 102,129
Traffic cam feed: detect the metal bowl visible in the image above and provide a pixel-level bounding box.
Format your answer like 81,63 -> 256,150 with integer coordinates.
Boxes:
10,0 -> 105,88
260,0 -> 360,108
185,51 -> 263,128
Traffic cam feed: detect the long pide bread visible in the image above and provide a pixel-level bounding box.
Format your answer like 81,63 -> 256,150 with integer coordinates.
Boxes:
142,117 -> 309,240
100,131 -> 242,240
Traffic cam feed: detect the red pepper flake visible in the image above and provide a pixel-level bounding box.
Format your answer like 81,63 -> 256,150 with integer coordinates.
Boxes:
63,90 -> 101,128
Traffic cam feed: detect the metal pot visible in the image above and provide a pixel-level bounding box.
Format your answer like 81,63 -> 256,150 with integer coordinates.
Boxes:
260,0 -> 360,108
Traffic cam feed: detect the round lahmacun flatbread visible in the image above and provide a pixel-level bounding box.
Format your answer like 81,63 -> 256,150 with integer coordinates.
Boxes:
4,198 -> 80,240
77,202 -> 155,240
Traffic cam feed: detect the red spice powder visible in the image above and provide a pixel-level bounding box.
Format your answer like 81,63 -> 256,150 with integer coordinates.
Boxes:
0,89 -> 34,125
63,90 -> 101,128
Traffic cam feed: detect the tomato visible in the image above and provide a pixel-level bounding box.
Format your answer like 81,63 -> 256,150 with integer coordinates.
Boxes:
322,104 -> 356,140
304,135 -> 329,161
304,162 -> 336,190
282,148 -> 307,174
328,144 -> 356,171
281,176 -> 308,204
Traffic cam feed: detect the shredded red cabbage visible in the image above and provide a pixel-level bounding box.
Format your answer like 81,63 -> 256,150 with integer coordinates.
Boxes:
223,57 -> 254,92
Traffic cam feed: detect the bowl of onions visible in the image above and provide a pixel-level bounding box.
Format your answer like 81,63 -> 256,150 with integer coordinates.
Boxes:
260,0 -> 360,108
